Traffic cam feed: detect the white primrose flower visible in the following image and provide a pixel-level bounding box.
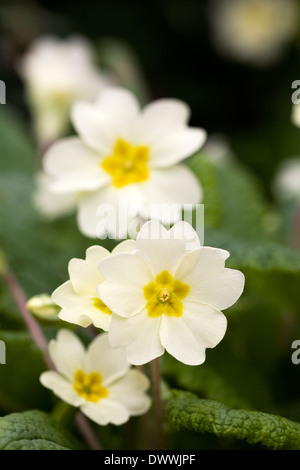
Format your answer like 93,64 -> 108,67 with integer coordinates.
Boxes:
97,220 -> 245,366
40,330 -> 151,426
210,0 -> 299,66
20,35 -> 112,145
52,239 -> 136,330
41,87 -> 206,238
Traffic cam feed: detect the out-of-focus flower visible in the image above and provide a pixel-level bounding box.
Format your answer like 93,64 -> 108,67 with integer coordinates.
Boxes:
201,133 -> 234,165
210,0 -> 299,66
40,330 -> 151,426
19,35 -> 112,146
52,240 -> 136,330
26,293 -> 61,321
292,103 -> 300,128
273,157 -> 300,201
97,220 -> 245,366
40,87 -> 206,239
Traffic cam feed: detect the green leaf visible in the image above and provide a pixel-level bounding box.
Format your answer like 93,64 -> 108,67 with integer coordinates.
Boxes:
187,153 -> 273,240
165,391 -> 300,450
0,106 -> 36,174
0,410 -> 82,450
0,330 -> 51,413
206,228 -> 300,273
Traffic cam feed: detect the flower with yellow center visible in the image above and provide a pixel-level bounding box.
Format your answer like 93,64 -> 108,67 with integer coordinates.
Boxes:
40,330 -> 151,426
52,239 -> 136,330
73,370 -> 109,402
41,87 -> 206,238
97,220 -> 245,366
144,271 -> 190,318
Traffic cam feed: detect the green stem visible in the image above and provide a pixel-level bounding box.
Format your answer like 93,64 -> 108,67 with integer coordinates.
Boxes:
51,401 -> 77,427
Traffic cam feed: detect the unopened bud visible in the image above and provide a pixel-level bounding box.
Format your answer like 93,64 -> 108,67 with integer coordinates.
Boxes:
26,294 -> 61,320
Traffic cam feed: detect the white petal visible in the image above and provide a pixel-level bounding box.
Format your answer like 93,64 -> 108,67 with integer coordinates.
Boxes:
139,166 -> 202,221
160,302 -> 227,365
97,280 -> 146,318
95,87 -> 140,125
136,99 -> 191,144
135,220 -> 201,275
47,329 -> 85,380
33,172 -> 77,219
68,246 -> 110,298
40,371 -> 83,407
98,252 -> 152,317
175,248 -> 245,310
53,281 -> 111,330
77,186 -> 122,239
81,399 -> 129,426
108,311 -> 164,365
150,127 -> 207,167
108,370 -> 151,415
84,333 -> 130,386
98,252 -> 153,288
71,101 -> 116,154
77,184 -> 147,239
43,137 -> 109,193
111,239 -> 136,254
159,315 -> 206,366
182,301 -> 227,348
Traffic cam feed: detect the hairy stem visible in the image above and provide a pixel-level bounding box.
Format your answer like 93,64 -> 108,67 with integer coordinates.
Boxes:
2,269 -> 54,370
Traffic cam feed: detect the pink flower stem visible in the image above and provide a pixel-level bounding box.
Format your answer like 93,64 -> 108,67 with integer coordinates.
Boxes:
75,413 -> 103,450
2,268 -> 54,370
151,357 -> 165,450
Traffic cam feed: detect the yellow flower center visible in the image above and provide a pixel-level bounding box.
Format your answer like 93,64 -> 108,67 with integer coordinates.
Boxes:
143,270 -> 190,318
93,297 -> 112,315
101,139 -> 149,188
73,370 -> 109,402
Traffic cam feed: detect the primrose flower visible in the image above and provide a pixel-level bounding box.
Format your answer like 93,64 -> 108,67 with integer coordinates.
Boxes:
52,239 -> 136,330
19,35 -> 112,145
97,221 -> 245,366
210,0 -> 298,66
41,87 -> 206,238
40,330 -> 151,426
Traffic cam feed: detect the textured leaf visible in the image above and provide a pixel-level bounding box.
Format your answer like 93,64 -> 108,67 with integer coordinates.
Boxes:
187,153 -> 272,240
206,228 -> 300,273
166,391 -> 300,450
0,410 -> 82,450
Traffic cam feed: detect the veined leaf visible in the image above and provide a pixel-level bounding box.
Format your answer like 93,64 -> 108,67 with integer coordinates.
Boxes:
0,410 -> 82,450
166,391 -> 300,450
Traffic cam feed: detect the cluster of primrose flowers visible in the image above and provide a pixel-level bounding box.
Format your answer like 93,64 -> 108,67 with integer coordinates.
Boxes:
21,36 -> 245,428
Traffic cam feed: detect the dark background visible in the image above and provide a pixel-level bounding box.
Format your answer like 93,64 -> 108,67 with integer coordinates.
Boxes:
1,0 -> 300,193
